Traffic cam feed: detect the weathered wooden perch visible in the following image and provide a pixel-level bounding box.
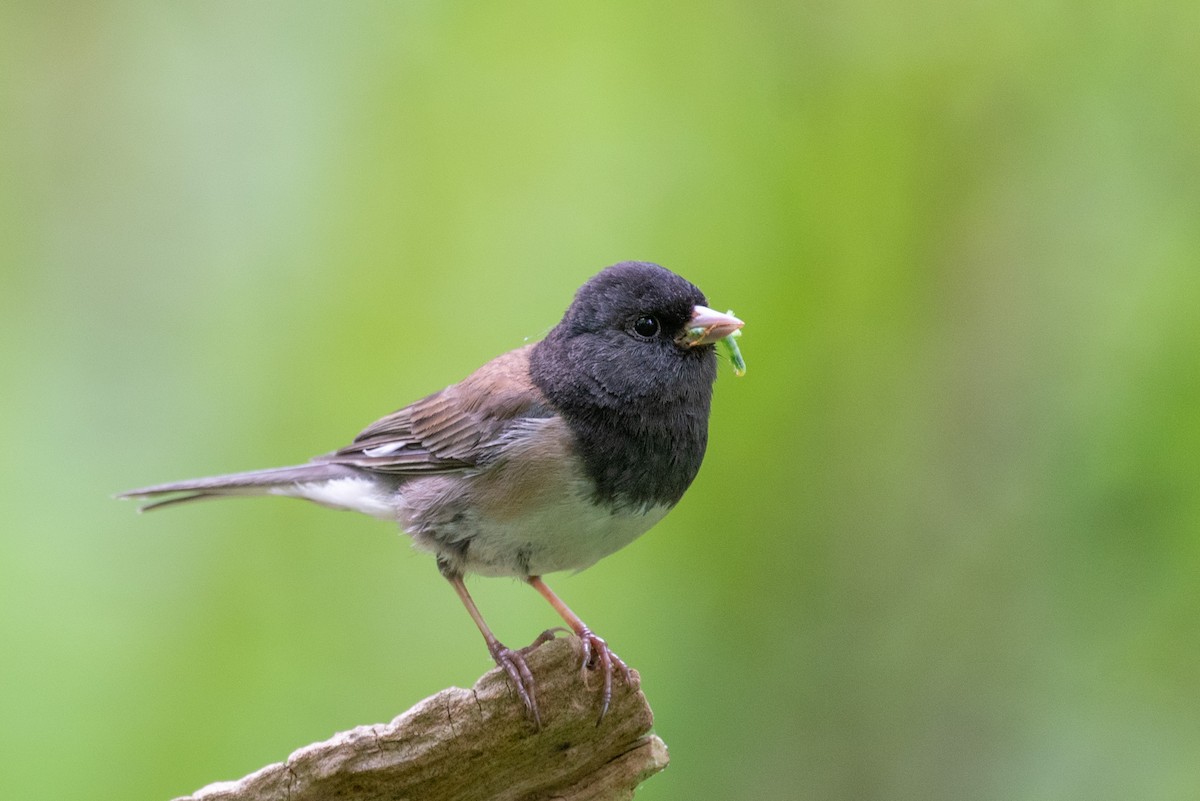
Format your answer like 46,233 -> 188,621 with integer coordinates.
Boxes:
175,637 -> 668,801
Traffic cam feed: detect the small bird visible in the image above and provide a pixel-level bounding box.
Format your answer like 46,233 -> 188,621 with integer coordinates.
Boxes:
120,261 -> 743,725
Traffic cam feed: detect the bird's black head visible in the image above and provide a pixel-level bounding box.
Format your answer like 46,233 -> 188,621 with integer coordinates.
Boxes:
531,261 -> 741,508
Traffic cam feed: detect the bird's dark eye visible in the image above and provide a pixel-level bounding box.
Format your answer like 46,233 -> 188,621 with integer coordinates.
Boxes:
633,315 -> 660,338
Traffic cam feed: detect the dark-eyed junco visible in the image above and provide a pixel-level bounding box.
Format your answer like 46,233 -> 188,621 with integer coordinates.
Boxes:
120,261 -> 743,725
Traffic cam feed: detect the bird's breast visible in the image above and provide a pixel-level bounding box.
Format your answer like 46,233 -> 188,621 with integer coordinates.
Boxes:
397,415 -> 670,577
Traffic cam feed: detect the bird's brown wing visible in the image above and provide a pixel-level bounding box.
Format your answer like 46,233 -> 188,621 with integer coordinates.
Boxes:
317,344 -> 553,475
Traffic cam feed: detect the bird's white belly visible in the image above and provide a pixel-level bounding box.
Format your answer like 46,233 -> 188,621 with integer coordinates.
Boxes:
462,495 -> 669,577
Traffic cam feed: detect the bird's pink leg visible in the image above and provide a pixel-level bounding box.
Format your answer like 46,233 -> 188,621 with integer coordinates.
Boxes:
527,575 -> 632,723
447,574 -> 541,728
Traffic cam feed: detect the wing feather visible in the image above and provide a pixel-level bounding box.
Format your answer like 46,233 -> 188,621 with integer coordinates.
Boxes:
316,345 -> 553,475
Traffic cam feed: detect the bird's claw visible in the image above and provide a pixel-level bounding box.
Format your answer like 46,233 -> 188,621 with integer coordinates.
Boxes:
575,627 -> 632,723
519,627 -> 570,656
488,641 -> 542,729
489,627 -> 631,727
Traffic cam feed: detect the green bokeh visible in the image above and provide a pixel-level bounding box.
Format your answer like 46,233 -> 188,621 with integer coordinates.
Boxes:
3,3 -> 1198,800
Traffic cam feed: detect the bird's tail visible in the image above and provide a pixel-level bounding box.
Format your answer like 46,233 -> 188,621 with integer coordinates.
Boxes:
117,463 -> 364,512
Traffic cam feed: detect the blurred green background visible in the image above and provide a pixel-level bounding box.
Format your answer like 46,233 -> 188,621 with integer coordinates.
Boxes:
3,3 -> 1199,799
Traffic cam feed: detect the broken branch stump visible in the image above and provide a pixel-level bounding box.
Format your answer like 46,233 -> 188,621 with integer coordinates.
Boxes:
174,637 -> 668,801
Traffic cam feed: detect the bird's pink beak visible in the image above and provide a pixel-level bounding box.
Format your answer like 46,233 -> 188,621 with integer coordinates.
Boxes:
679,306 -> 744,347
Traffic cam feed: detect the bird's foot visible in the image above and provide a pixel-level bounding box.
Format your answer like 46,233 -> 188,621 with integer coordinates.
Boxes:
487,640 -> 541,729
519,626 -> 571,655
575,627 -> 633,723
